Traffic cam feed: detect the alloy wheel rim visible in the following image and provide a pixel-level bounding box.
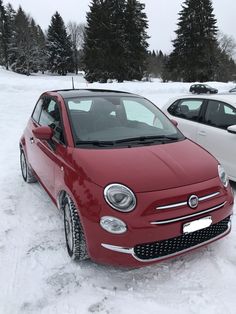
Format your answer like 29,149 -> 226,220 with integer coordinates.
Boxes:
64,203 -> 73,252
21,152 -> 27,179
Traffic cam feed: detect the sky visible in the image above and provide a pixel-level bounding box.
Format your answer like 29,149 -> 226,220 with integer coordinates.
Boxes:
7,0 -> 236,53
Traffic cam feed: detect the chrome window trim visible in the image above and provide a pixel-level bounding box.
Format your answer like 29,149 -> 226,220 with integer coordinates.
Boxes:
151,201 -> 226,225
101,218 -> 231,263
156,192 -> 220,210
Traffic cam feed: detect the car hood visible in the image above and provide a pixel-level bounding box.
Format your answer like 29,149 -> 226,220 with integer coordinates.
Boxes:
73,139 -> 218,193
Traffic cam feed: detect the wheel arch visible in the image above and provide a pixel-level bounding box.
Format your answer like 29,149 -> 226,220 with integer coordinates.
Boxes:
57,188 -> 90,259
56,189 -> 84,221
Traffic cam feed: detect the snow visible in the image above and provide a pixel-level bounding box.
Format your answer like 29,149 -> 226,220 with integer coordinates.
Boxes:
0,68 -> 235,314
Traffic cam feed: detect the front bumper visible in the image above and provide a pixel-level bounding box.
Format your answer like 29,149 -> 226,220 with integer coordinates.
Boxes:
82,177 -> 234,267
102,216 -> 231,263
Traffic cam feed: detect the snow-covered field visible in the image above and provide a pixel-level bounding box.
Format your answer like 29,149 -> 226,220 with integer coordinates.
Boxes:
0,68 -> 235,314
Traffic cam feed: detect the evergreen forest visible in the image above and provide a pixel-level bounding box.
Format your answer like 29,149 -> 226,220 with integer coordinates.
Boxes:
0,0 -> 235,82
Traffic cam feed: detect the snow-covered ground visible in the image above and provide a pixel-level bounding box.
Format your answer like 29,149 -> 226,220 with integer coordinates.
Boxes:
0,68 -> 235,314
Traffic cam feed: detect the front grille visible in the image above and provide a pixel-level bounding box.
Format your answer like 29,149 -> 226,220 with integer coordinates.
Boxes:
134,217 -> 230,261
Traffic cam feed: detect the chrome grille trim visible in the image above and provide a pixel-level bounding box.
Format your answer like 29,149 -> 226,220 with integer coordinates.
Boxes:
199,192 -> 220,201
101,218 -> 231,263
156,192 -> 220,210
151,201 -> 227,225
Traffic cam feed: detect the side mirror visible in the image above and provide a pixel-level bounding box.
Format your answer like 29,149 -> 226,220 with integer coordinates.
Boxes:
32,126 -> 53,140
171,119 -> 178,127
227,125 -> 236,134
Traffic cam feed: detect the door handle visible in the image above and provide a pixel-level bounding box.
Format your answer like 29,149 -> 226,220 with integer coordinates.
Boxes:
30,137 -> 35,144
198,130 -> 206,136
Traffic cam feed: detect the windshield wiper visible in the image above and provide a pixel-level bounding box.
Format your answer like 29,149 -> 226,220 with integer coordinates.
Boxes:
76,135 -> 181,147
114,135 -> 180,144
76,140 -> 115,147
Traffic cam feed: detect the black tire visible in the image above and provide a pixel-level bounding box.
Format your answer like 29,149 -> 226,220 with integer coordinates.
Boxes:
20,149 -> 37,183
63,195 -> 88,261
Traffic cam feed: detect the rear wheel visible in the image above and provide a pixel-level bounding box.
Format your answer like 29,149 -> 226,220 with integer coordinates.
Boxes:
63,195 -> 88,261
20,149 -> 37,183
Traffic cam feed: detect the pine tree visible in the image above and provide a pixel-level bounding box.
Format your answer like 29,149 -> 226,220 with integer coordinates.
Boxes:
167,0 -> 218,82
36,26 -> 47,73
9,7 -> 38,75
47,12 -> 73,75
123,0 -> 149,80
83,0 -> 149,82
29,19 -> 46,73
0,0 -> 11,69
82,0 -> 105,82
83,0 -> 127,82
107,0 -> 127,82
146,50 -> 167,78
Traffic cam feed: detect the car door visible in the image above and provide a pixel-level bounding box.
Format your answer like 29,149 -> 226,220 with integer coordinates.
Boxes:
167,98 -> 205,141
195,99 -> 236,180
28,97 -> 67,198
202,85 -> 207,93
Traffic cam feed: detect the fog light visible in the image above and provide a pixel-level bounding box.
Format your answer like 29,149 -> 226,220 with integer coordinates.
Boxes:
100,216 -> 127,234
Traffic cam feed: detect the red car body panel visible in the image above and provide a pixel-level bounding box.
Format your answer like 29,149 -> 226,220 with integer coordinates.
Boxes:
20,90 -> 234,267
72,140 -> 219,192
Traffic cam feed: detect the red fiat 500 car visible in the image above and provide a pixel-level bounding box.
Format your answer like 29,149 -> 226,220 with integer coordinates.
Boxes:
20,89 -> 234,267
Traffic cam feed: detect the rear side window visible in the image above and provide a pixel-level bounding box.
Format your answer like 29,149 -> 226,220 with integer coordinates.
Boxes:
169,99 -> 203,121
205,100 -> 236,130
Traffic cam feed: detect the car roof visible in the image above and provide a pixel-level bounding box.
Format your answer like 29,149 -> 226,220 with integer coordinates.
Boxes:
166,94 -> 236,107
48,89 -> 139,99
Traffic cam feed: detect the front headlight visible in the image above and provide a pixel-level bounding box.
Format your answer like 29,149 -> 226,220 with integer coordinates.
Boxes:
218,165 -> 229,188
104,184 -> 136,212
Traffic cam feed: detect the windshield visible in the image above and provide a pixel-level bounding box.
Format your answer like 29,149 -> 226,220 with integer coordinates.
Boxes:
66,95 -> 184,147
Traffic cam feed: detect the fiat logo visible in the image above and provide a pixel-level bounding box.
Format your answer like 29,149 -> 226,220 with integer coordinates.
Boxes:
188,195 -> 199,209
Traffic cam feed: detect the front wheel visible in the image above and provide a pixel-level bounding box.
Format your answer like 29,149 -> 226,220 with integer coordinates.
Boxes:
20,149 -> 37,183
63,195 -> 88,261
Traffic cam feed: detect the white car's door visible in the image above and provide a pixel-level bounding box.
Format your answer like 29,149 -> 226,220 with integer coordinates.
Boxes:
195,99 -> 236,181
166,98 -> 205,141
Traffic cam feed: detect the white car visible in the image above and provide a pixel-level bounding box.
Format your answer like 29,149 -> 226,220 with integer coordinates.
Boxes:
162,94 -> 236,181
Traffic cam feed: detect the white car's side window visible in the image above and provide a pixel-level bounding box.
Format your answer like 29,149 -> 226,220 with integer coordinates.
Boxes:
205,100 -> 236,129
171,99 -> 203,121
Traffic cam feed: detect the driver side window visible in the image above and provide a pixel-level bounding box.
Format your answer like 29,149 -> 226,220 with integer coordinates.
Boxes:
39,98 -> 65,144
170,99 -> 203,121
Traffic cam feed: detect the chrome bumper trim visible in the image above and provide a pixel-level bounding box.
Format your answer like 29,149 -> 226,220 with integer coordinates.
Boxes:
156,192 -> 220,210
101,244 -> 134,254
151,201 -> 227,225
101,219 -> 231,263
